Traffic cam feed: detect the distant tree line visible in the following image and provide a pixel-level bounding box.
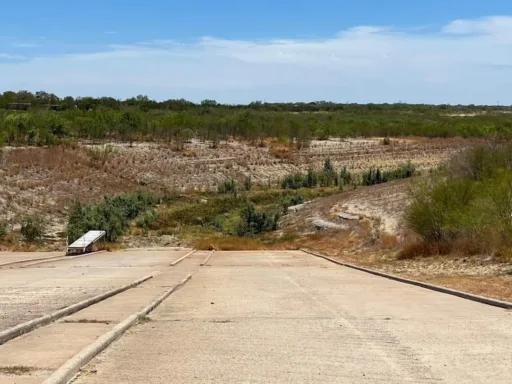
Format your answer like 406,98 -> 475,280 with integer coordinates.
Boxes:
1,90 -> 512,147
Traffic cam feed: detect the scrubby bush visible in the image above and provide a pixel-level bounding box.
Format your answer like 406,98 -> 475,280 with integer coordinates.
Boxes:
21,215 -> 46,242
281,173 -> 307,189
0,222 -> 7,239
339,166 -> 352,188
135,211 -> 159,231
449,143 -> 512,181
362,162 -> 416,186
405,144 -> 512,257
281,194 -> 305,213
321,157 -> 337,187
243,176 -> 252,191
282,158 -> 345,190
86,144 -> 115,167
306,168 -> 318,188
218,179 -> 237,195
406,178 -> 477,242
237,203 -> 280,236
67,192 -> 157,243
154,195 -> 245,228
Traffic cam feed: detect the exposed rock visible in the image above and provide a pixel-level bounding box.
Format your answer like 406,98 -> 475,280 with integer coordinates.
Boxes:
287,203 -> 306,213
312,219 -> 346,230
338,212 -> 360,220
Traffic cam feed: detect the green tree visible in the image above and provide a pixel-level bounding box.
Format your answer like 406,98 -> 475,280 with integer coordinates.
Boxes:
21,215 -> 46,242
322,157 -> 337,187
120,111 -> 141,146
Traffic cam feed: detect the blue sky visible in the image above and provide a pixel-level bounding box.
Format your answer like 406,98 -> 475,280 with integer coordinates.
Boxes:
1,1 -> 512,104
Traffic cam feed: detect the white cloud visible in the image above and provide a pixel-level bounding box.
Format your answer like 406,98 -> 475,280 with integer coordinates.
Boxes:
0,53 -> 26,60
1,15 -> 512,104
442,16 -> 512,36
10,42 -> 41,48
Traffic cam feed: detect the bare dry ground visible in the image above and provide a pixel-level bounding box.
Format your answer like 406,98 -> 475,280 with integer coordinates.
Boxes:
0,137 -> 469,244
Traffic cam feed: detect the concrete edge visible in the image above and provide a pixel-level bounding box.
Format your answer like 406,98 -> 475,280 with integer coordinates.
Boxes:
43,274 -> 193,384
0,274 -> 154,346
200,250 -> 215,266
170,250 -> 196,266
0,254 -> 65,268
301,249 -> 512,310
21,251 -> 107,268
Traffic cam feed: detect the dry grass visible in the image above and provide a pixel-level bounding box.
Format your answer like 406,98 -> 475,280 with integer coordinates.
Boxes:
103,242 -> 125,252
398,237 -> 487,260
0,366 -> 38,376
493,248 -> 512,263
379,233 -> 399,249
194,237 -> 273,251
62,319 -> 111,324
194,235 -> 301,251
139,316 -> 153,324
268,142 -> 296,160
181,150 -> 197,158
411,275 -> 512,302
304,244 -> 512,302
398,241 -> 453,260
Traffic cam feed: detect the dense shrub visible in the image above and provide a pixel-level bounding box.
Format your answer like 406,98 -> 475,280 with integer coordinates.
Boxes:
20,215 -> 46,242
282,158 -> 347,190
135,211 -> 159,231
282,159 -> 409,190
67,192 -> 156,243
362,162 -> 416,186
154,196 -> 245,228
449,143 -> 512,181
281,173 -> 307,189
405,144 -> 512,257
406,178 -> 477,242
237,203 -> 280,236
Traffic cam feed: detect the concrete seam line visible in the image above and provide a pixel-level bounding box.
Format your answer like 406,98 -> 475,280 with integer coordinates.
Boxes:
43,274 -> 193,384
200,250 -> 215,266
301,249 -> 512,310
21,251 -> 107,268
0,274 -> 154,346
170,250 -> 196,266
0,255 -> 65,268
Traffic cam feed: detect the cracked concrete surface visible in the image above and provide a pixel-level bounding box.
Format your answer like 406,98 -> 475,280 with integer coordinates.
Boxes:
0,249 -> 191,332
74,250 -> 512,384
